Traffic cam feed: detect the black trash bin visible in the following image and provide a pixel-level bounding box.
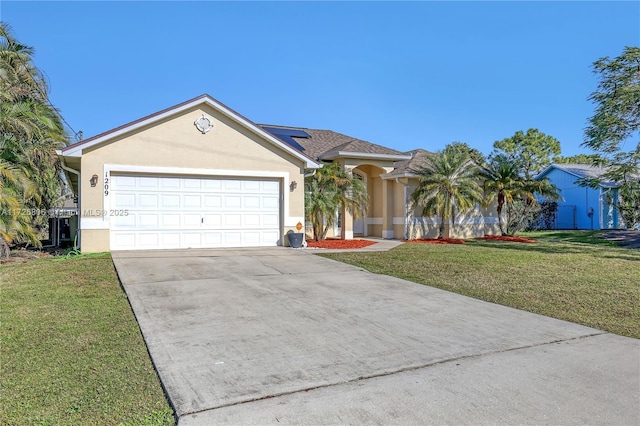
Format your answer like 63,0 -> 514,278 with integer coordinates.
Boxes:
287,232 -> 304,248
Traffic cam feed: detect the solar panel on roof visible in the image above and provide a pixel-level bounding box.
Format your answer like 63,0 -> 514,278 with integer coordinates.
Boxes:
261,126 -> 310,152
262,127 -> 310,139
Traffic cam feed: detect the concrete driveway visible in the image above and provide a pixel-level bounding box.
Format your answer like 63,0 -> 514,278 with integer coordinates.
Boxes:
112,248 -> 639,425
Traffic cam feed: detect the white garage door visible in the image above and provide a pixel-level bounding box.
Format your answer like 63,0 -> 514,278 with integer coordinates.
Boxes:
109,174 -> 281,250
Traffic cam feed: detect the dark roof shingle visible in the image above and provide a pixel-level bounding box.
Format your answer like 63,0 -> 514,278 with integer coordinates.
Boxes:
260,125 -> 407,160
383,149 -> 433,178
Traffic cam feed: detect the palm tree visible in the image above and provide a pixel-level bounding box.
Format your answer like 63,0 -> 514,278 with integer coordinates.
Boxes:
482,154 -> 560,235
305,162 -> 369,241
410,149 -> 483,239
0,23 -> 68,256
480,154 -> 523,235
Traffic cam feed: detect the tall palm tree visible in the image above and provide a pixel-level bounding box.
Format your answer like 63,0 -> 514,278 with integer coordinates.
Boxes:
305,162 -> 369,241
480,154 -> 523,235
0,23 -> 68,255
410,149 -> 483,239
482,154 -> 560,235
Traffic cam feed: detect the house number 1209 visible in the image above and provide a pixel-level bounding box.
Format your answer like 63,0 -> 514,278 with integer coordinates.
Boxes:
104,172 -> 109,196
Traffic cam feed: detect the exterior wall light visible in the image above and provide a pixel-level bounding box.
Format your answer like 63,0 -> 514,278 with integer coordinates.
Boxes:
290,181 -> 297,191
90,174 -> 99,187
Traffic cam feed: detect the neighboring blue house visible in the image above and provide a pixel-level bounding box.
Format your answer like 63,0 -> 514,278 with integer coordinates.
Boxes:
536,164 -> 621,230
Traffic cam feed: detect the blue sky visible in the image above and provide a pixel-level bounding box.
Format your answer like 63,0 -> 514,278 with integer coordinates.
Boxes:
2,1 -> 639,156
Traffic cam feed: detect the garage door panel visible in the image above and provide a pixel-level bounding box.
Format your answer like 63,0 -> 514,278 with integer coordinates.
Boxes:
262,231 -> 280,244
224,232 -> 242,245
182,233 -> 202,246
183,214 -> 201,227
224,214 -> 242,227
224,180 -> 242,191
244,232 -> 260,244
183,179 -> 201,190
244,196 -> 261,209
139,194 -> 159,208
244,214 -> 261,226
184,195 -> 202,208
114,194 -> 136,208
160,233 -> 181,247
138,233 -> 160,247
262,181 -> 279,193
204,195 -> 222,208
139,177 -> 160,189
262,196 -> 279,209
203,232 -> 222,245
162,214 -> 181,227
112,233 -> 136,249
244,180 -> 260,191
224,196 -> 241,209
110,175 -> 281,250
138,214 -> 159,227
203,180 -> 222,191
262,214 -> 279,227
161,195 -> 180,208
160,178 -> 181,190
113,215 -> 136,227
112,176 -> 136,189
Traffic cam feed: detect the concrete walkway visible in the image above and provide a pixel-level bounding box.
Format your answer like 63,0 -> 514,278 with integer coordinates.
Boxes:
112,248 -> 639,425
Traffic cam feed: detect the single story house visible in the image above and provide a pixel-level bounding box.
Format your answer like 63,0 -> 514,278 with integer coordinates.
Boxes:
59,94 -> 499,252
536,163 -> 622,230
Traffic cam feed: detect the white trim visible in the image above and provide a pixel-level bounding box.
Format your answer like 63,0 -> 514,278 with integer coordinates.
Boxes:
366,217 -> 383,225
343,230 -> 354,240
412,217 -> 442,225
381,172 -> 418,180
285,217 -> 305,228
392,217 -> 405,225
455,217 -> 495,225
410,216 -> 499,225
382,230 -> 394,239
62,95 -> 320,169
81,217 -> 109,230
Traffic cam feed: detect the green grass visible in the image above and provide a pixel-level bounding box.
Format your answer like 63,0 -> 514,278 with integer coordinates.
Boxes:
321,238 -> 640,339
0,255 -> 174,426
519,230 -> 620,246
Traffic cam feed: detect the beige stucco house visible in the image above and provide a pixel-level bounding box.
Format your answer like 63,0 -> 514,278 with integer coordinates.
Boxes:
59,94 -> 499,252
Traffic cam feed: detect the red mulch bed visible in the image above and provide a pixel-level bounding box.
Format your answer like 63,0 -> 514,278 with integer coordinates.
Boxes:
305,239 -> 376,249
478,235 -> 537,243
405,238 -> 465,244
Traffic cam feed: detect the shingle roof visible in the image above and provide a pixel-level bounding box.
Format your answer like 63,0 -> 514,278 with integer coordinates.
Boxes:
541,163 -> 620,188
383,149 -> 434,178
259,125 -> 407,160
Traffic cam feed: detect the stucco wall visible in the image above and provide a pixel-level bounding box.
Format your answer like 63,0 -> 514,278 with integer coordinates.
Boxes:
404,179 -> 500,239
78,105 -> 306,251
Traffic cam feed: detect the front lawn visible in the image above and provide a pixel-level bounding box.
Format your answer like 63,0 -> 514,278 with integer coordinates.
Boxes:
321,238 -> 640,339
0,255 -> 174,425
519,230 -> 621,246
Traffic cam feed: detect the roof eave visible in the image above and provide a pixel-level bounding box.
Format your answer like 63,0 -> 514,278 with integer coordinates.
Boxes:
381,172 -> 418,180
319,151 -> 412,162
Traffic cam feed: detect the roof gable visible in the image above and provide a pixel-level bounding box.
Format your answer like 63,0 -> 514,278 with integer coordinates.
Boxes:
537,163 -> 620,188
60,94 -> 320,168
